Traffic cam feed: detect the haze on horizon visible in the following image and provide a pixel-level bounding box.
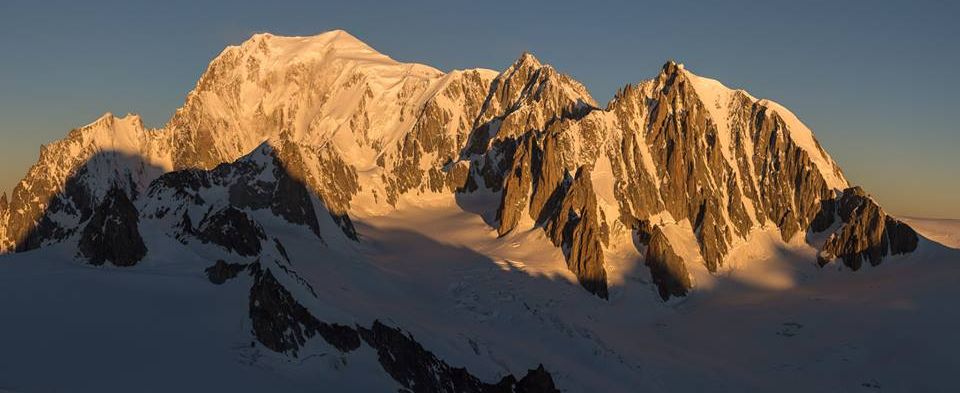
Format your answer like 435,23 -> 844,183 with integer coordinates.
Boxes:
1,0 -> 957,218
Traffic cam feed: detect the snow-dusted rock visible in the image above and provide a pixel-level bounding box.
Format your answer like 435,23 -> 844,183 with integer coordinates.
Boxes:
0,30 -> 916,303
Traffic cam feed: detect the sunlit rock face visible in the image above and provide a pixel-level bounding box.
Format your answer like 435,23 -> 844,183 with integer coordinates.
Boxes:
816,186 -> 919,270
0,29 -> 938,393
0,31 -> 913,301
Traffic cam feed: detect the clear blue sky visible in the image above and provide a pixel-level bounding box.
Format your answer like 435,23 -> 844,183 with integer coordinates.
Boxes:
1,0 -> 957,218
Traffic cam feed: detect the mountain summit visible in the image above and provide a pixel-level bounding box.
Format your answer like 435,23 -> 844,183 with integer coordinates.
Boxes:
0,30 -> 936,392
0,30 -> 918,295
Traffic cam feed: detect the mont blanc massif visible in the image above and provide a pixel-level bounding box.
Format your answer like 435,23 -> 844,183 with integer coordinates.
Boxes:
1,30 -> 957,392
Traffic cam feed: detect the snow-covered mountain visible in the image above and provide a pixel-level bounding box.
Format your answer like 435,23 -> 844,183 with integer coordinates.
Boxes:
0,30 -> 954,392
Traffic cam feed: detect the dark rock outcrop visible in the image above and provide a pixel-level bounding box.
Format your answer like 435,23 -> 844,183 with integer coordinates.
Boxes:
196,206 -> 265,257
357,320 -> 560,393
543,167 -> 609,299
217,142 -> 329,239
817,187 -> 919,270
148,142 -> 355,242
0,33 -> 922,305
272,138 -> 348,239
511,365 -> 560,393
247,263 -> 360,356
245,263 -> 559,391
204,260 -> 247,284
885,216 -> 919,255
77,186 -> 147,267
0,116 -> 159,253
645,227 -> 692,301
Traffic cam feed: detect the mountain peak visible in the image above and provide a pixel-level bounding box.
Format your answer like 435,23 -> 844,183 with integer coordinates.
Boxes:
657,60 -> 688,82
236,29 -> 380,58
0,30 -> 938,393
513,51 -> 543,69
85,112 -> 143,130
246,29 -> 356,42
662,59 -> 685,70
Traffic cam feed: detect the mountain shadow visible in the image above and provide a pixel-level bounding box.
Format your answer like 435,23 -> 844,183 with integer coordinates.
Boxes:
1,150 -> 163,266
0,143 -> 565,392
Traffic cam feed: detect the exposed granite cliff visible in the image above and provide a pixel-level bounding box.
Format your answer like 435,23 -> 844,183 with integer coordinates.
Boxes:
817,187 -> 919,270
0,32 -> 920,302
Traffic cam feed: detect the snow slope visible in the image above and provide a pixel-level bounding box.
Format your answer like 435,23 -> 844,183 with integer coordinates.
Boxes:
0,30 -> 951,392
685,71 -> 848,191
1,196 -> 958,392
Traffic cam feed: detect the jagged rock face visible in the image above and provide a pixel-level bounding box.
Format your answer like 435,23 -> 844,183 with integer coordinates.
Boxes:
481,58 -> 853,295
817,187 -> 919,270
244,262 -> 559,391
645,227 -> 692,300
0,114 -> 166,252
750,105 -> 838,241
1,29 -> 932,392
0,31 -> 491,252
474,53 -> 596,141
196,206 -> 265,257
357,321 -> 560,393
143,142 -> 354,244
77,186 -> 147,267
0,31 -> 919,303
603,62 -> 845,273
358,320 -> 503,393
248,262 -> 336,357
637,63 -> 749,272
267,143 -> 325,238
493,133 -> 610,297
465,55 -> 615,297
277,138 -> 359,237
497,134 -> 535,236
248,260 -> 360,355
382,69 -> 496,204
543,168 -> 609,298
886,216 -> 919,255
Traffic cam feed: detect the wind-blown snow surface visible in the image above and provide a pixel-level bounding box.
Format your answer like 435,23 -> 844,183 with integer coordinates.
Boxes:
1,195 -> 958,392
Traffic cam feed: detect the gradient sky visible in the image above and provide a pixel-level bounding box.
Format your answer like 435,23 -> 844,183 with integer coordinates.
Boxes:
1,0 -> 957,218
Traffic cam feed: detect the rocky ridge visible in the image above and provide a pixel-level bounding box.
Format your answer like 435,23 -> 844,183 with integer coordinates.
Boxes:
817,186 -> 918,270
0,30 -> 916,302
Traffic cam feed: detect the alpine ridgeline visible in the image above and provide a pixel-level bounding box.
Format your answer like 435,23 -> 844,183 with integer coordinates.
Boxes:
0,30 -> 917,303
